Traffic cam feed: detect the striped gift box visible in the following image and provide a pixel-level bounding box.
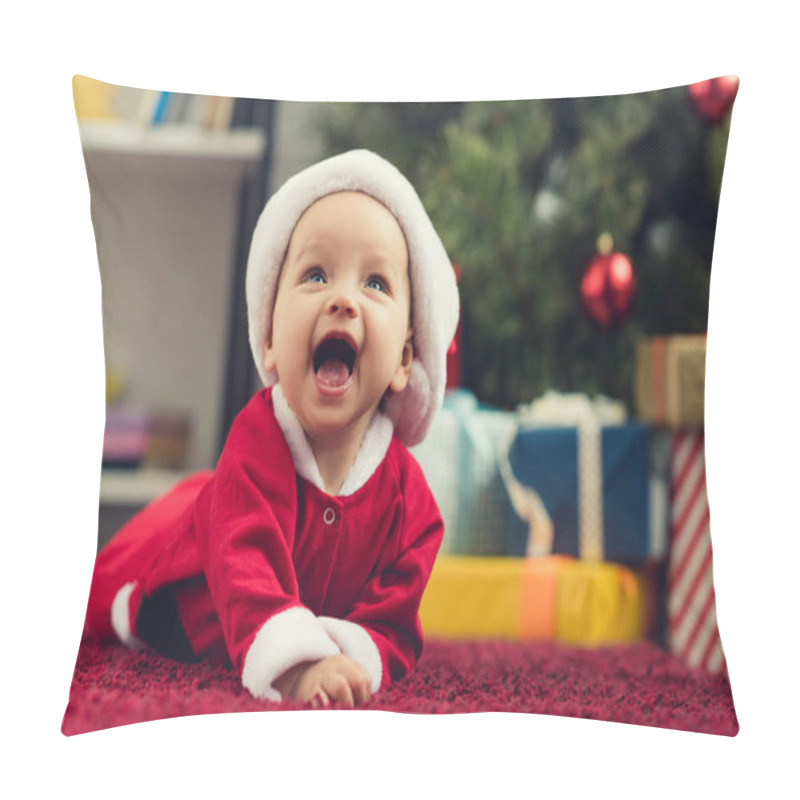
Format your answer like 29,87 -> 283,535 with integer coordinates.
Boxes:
666,430 -> 726,672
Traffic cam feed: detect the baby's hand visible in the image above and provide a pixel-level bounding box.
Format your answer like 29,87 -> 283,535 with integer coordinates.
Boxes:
275,654 -> 372,709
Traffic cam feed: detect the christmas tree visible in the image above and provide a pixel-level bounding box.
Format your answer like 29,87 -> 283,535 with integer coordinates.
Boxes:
312,82 -> 734,410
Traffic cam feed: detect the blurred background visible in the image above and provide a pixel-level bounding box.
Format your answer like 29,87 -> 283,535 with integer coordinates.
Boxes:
315,92 -> 728,408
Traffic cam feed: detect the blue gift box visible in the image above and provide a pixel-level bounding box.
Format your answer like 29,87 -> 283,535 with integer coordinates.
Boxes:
507,423 -> 664,564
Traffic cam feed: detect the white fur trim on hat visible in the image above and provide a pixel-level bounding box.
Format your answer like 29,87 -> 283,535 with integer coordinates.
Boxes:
245,149 -> 459,447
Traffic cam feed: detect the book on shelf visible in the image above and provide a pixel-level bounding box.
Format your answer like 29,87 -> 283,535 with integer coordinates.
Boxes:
203,95 -> 236,131
74,75 -> 250,133
102,403 -> 193,470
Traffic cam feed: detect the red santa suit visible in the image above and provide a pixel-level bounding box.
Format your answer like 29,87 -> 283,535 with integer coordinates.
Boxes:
84,385 -> 444,700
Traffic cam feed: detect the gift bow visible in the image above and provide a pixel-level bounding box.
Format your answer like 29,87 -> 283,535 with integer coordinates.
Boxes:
502,391 -> 627,561
516,390 -> 627,429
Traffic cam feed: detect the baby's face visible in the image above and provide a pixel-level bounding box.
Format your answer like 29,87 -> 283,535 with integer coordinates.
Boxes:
264,191 -> 413,445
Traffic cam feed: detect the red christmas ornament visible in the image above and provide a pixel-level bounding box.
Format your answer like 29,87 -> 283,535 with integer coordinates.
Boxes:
688,76 -> 739,123
580,234 -> 636,329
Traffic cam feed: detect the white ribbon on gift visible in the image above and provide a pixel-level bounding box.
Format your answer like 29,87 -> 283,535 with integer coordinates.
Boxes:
508,391 -> 627,561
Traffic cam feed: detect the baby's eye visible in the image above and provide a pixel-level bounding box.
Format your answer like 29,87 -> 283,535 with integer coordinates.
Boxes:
366,276 -> 387,293
305,269 -> 326,284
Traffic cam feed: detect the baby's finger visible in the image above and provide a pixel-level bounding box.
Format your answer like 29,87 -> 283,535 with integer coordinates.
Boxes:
324,674 -> 355,709
350,672 -> 372,706
310,689 -> 330,710
335,660 -> 371,706
348,670 -> 372,706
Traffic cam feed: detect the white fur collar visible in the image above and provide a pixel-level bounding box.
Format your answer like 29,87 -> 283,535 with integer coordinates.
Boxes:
272,384 -> 393,497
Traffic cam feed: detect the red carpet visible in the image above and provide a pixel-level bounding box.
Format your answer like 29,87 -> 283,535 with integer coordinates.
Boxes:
62,637 -> 738,736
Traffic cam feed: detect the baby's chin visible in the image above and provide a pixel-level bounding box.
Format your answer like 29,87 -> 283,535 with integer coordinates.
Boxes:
296,397 -> 377,437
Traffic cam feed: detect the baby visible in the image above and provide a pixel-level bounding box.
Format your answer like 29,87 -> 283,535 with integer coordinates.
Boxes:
82,150 -> 460,708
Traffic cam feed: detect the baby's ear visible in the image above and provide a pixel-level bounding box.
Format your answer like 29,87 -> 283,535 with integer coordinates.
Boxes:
389,330 -> 414,394
263,336 -> 277,375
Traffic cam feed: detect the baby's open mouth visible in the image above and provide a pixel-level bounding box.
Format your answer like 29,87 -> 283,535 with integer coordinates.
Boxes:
313,336 -> 356,389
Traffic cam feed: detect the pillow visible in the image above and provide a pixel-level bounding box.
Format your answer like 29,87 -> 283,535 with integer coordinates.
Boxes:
64,76 -> 738,737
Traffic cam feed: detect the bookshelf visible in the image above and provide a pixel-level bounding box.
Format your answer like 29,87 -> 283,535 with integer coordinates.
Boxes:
78,120 -> 265,161
76,82 -> 275,547
100,468 -> 195,506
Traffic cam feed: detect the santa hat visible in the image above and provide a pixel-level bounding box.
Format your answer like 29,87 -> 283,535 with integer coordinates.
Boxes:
246,149 -> 460,447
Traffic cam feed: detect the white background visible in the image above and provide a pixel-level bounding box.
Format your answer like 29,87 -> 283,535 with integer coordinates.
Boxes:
4,1 -> 797,796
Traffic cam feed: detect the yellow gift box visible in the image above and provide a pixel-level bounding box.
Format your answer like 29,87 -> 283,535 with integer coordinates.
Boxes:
419,556 -> 650,645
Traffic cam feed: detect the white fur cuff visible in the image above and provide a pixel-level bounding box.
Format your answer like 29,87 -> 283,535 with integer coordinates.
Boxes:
318,616 -> 383,693
110,582 -> 145,650
241,606 -> 340,701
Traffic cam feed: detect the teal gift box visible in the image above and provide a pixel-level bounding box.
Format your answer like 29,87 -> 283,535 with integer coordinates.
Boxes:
507,422 -> 669,564
412,390 -> 518,555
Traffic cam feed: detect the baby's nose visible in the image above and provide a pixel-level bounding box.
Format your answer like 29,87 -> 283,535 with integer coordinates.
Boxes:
328,291 -> 358,317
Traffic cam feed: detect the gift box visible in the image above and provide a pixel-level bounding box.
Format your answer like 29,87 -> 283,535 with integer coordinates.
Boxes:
635,334 -> 706,428
419,555 -> 652,645
412,390 -> 517,555
506,415 -> 667,565
666,430 -> 727,673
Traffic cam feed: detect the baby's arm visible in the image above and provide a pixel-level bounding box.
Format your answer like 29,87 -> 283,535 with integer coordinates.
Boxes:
197,396 -> 344,700
317,459 -> 445,691
274,654 -> 372,708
